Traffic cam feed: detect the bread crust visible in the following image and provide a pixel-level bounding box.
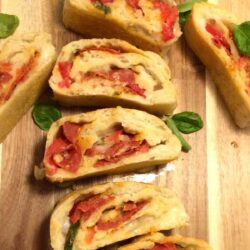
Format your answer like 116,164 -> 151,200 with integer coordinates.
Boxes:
184,3 -> 250,128
63,0 -> 181,53
44,107 -> 181,182
0,33 -> 56,142
118,232 -> 212,250
49,38 -> 177,115
50,182 -> 189,250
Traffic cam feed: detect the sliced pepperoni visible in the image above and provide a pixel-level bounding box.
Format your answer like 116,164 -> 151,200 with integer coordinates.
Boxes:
205,22 -> 231,55
0,53 -> 38,103
0,71 -> 12,84
63,122 -> 81,144
44,122 -> 82,175
143,243 -> 178,250
85,129 -> 149,167
69,194 -> 114,224
153,0 -> 178,42
84,68 -> 146,97
96,200 -> 148,230
44,138 -> 82,174
0,63 -> 13,85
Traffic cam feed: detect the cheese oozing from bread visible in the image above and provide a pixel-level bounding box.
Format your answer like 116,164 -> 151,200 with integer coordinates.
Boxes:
50,182 -> 189,250
49,39 -> 177,115
184,3 -> 250,128
0,33 -> 56,142
43,107 -> 181,182
118,232 -> 212,250
63,0 -> 181,52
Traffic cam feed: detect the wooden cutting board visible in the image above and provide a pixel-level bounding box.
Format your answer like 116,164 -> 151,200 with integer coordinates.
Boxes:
0,0 -> 250,250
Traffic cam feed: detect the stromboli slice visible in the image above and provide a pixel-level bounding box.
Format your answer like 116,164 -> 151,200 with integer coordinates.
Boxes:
50,182 -> 189,250
0,33 -> 56,142
43,107 -> 181,182
49,39 -> 177,115
184,3 -> 250,128
118,232 -> 212,250
63,0 -> 181,52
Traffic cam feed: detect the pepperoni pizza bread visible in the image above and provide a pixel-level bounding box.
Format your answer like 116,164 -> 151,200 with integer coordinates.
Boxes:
62,0 -> 181,52
184,3 -> 250,128
50,182 -> 189,250
49,39 -> 177,115
43,107 -> 181,182
0,33 -> 56,142
118,232 -> 212,250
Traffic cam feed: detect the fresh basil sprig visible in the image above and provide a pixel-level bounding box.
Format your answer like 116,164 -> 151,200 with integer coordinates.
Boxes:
163,116 -> 192,152
64,221 -> 80,250
172,112 -> 203,134
0,13 -> 19,38
178,0 -> 207,26
233,21 -> 250,57
94,0 -> 111,14
32,103 -> 62,131
163,111 -> 203,152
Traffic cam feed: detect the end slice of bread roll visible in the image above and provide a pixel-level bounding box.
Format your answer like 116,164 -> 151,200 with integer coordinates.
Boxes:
184,3 -> 250,128
43,107 -> 181,182
0,33 -> 56,142
63,0 -> 181,53
49,38 -> 177,116
50,182 -> 189,250
118,232 -> 212,250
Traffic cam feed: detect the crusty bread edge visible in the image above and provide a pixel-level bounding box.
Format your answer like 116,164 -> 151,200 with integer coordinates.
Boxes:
49,38 -> 177,115
63,0 -> 181,53
44,107 -> 181,183
0,33 -> 56,142
184,3 -> 250,128
118,232 -> 212,250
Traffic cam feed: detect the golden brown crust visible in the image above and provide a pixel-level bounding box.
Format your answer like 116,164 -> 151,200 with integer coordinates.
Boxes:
63,0 -> 181,53
0,33 -> 56,142
44,107 -> 181,182
50,182 -> 189,250
49,38 -> 177,115
118,232 -> 212,250
184,3 -> 250,128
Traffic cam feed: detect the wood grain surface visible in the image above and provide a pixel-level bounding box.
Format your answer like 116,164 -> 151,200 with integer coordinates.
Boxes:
0,1 -> 250,250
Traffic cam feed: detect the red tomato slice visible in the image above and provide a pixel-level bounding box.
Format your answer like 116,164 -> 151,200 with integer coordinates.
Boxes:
153,0 -> 178,42
205,22 -> 231,55
58,61 -> 73,88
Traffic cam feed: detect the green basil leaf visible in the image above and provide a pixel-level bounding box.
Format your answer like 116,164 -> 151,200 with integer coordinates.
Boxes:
163,116 -> 192,152
233,21 -> 250,57
0,13 -> 19,38
64,221 -> 80,250
172,112 -> 203,134
179,11 -> 191,26
32,103 -> 62,131
94,1 -> 111,14
178,0 -> 207,13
